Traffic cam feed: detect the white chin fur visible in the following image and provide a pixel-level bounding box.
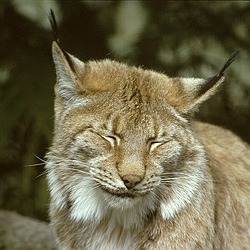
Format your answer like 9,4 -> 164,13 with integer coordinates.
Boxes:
69,177 -> 158,229
160,173 -> 203,220
69,178 -> 108,222
102,192 -> 142,210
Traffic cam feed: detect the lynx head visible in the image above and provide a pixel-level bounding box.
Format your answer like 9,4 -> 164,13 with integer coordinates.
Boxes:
46,29 -> 238,225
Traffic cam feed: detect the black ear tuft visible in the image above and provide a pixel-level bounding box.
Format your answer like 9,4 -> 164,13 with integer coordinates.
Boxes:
218,50 -> 240,77
199,50 -> 240,96
49,9 -> 59,44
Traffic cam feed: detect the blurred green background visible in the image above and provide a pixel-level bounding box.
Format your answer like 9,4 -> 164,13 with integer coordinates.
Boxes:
0,0 -> 249,221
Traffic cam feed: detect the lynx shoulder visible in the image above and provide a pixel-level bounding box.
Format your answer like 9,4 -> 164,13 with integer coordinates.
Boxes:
46,12 -> 250,250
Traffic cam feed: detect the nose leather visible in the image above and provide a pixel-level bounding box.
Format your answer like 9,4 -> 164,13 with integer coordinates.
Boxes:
121,174 -> 142,189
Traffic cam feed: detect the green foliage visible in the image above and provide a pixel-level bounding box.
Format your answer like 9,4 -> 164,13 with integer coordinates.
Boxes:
0,1 -> 249,221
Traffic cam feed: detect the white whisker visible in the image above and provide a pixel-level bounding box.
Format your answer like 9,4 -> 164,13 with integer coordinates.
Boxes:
33,154 -> 48,163
26,162 -> 46,167
35,170 -> 48,179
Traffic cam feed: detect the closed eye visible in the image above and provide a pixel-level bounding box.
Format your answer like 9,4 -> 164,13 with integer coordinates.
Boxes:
149,141 -> 164,151
101,135 -> 119,146
148,138 -> 172,151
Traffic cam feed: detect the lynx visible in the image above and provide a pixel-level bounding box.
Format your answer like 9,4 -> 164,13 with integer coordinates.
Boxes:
46,12 -> 250,250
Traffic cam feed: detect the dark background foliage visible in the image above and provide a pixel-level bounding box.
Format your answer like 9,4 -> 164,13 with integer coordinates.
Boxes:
0,0 -> 249,221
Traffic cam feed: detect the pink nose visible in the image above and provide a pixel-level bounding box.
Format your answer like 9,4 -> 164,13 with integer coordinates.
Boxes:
121,174 -> 142,189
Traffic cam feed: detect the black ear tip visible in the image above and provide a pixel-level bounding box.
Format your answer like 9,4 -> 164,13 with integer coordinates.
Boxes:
50,8 -> 53,16
229,49 -> 240,63
49,9 -> 59,43
219,49 -> 240,76
232,49 -> 240,56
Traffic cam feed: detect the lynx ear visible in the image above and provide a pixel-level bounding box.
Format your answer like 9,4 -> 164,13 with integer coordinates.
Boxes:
49,10 -> 85,100
52,42 -> 85,100
171,50 -> 239,114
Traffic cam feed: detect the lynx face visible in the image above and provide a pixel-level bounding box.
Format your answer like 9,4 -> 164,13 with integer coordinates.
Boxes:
50,101 -> 202,221
46,42 -> 238,226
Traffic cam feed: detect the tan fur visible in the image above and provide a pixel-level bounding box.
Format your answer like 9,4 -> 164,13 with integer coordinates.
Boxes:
46,42 -> 250,249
